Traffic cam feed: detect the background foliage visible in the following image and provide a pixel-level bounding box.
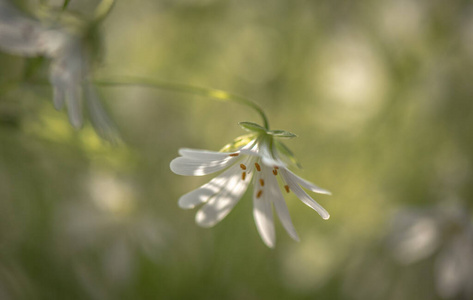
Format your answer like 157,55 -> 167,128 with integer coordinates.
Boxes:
1,0 -> 472,299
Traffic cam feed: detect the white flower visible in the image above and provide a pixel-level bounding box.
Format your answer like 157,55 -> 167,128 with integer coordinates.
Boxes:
0,0 -> 118,141
388,204 -> 473,299
55,171 -> 168,289
170,122 -> 331,248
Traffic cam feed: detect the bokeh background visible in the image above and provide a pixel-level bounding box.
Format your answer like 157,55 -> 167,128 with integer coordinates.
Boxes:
1,0 -> 473,299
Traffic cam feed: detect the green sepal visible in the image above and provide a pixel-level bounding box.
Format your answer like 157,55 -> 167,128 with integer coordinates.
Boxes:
220,134 -> 254,152
275,141 -> 302,168
239,122 -> 266,133
267,129 -> 297,138
239,122 -> 297,139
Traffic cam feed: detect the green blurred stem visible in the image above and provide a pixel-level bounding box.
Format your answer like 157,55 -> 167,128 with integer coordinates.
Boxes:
95,76 -> 270,129
62,0 -> 71,10
93,0 -> 116,23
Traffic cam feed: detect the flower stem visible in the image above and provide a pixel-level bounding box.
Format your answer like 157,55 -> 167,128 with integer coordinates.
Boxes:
93,0 -> 116,23
94,76 -> 270,129
62,0 -> 71,10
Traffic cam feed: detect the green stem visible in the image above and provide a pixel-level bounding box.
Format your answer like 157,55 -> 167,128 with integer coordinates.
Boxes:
62,0 -> 71,10
94,76 -> 270,129
93,0 -> 116,23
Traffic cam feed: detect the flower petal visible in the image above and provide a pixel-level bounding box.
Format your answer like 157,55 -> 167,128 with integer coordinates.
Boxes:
284,169 -> 331,195
435,236 -> 472,298
178,148 -> 238,160
253,168 -> 276,248
0,2 -> 45,56
170,155 -> 237,176
261,156 -> 285,168
259,142 -> 285,168
178,162 -> 242,209
281,169 -> 330,220
65,83 -> 83,128
84,83 -> 121,143
265,167 -> 299,242
52,86 -> 65,110
49,42 -> 85,129
195,164 -> 251,227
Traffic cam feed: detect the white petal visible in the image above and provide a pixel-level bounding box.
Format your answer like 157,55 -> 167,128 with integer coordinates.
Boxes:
281,169 -> 330,220
0,2 -> 45,56
178,148 -> 238,160
261,156 -> 285,168
178,163 -> 241,209
37,29 -> 69,57
253,168 -> 276,248
265,167 -> 299,242
52,86 -> 65,110
435,237 -> 470,298
84,83 -> 120,143
195,165 -> 251,227
49,62 -> 73,114
65,83 -> 83,128
259,142 -> 285,168
170,155 -> 237,176
49,41 -> 85,129
284,169 -> 331,195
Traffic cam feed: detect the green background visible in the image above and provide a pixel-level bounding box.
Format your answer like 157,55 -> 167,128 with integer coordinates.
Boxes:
1,0 -> 472,299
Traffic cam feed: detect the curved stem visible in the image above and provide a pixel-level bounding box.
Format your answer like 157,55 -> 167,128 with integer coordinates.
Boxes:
93,0 -> 116,23
94,76 -> 270,129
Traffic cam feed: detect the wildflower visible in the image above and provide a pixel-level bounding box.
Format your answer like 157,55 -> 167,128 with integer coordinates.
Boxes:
388,204 -> 473,299
56,171 -> 168,287
170,122 -> 331,248
0,0 -> 118,142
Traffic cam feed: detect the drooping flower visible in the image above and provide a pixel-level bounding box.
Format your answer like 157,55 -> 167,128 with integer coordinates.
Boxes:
170,122 -> 331,248
0,0 -> 118,142
387,204 -> 473,299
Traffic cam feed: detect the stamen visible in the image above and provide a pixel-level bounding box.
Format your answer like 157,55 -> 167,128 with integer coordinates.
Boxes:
240,164 -> 247,170
259,179 -> 265,186
273,169 -> 278,176
229,153 -> 239,157
256,190 -> 263,198
241,172 -> 246,180
274,166 -> 279,170
255,162 -> 261,172
284,185 -> 290,193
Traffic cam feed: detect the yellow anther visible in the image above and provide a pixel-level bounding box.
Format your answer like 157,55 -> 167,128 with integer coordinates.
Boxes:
241,172 -> 246,180
255,162 -> 261,172
274,166 -> 279,170
284,185 -> 290,193
240,164 -> 247,170
256,190 -> 263,198
229,153 -> 239,157
259,179 -> 265,186
273,169 -> 278,176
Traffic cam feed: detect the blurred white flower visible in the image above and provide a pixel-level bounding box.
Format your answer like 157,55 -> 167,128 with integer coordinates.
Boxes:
55,172 -> 168,289
388,204 -> 473,299
170,122 -> 331,248
0,0 -> 118,141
